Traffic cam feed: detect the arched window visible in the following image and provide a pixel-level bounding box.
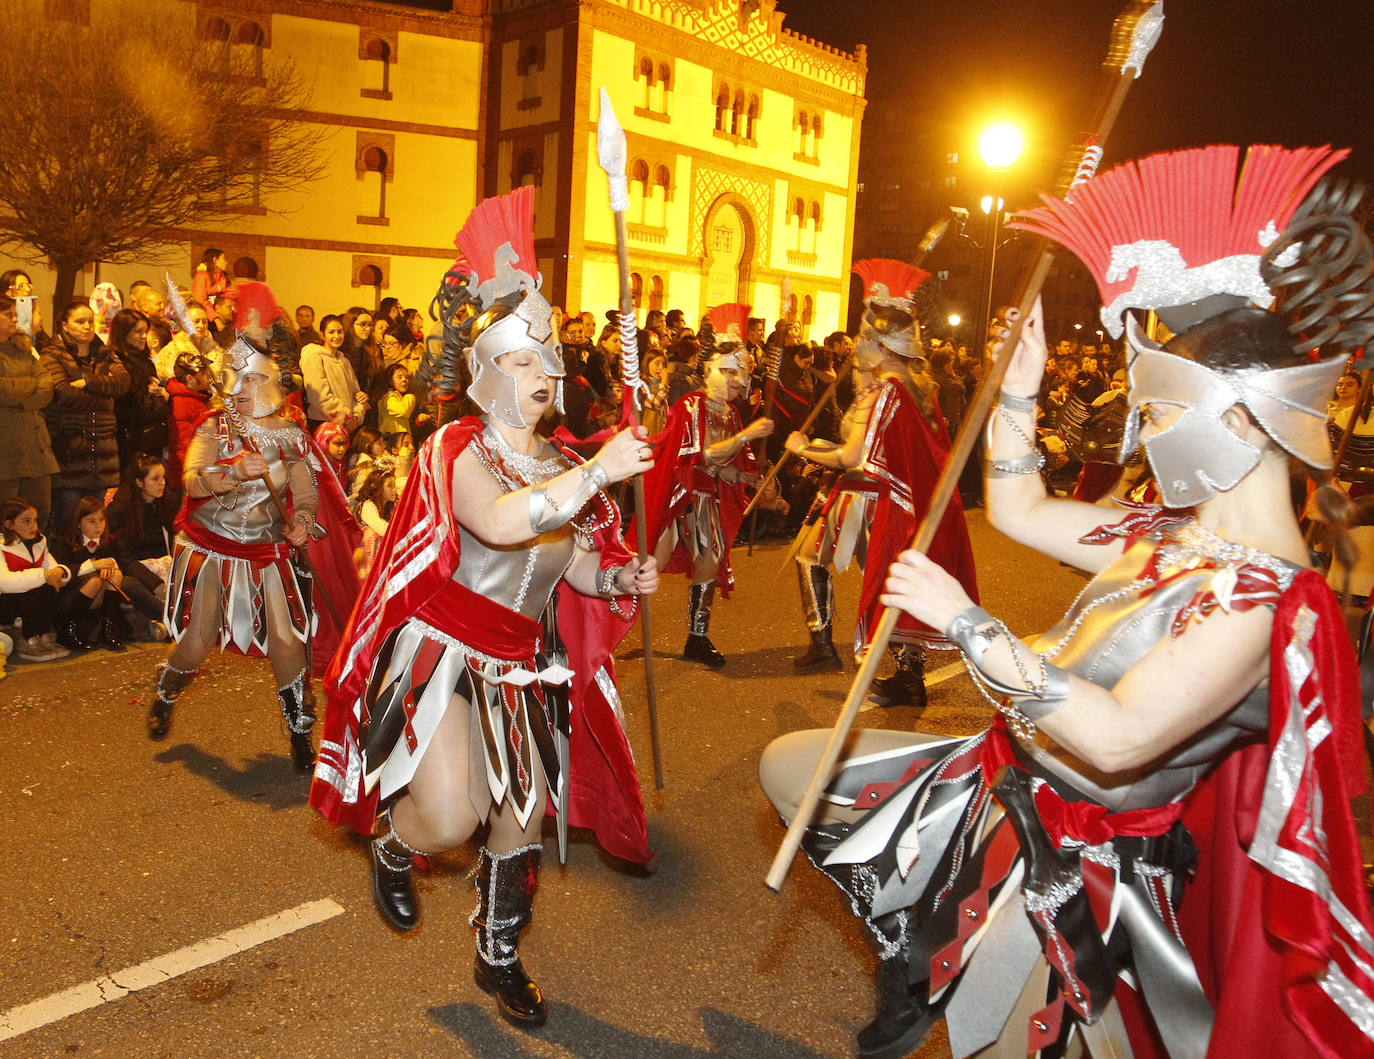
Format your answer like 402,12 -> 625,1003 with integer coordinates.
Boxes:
745,95 -> 760,141
651,164 -> 671,227
801,294 -> 814,331
630,159 -> 650,226
808,200 -> 822,253
811,113 -> 823,157
630,272 -> 643,310
797,109 -> 809,155
654,62 -> 671,113
364,38 -> 391,95
242,140 -> 264,208
715,85 -> 729,132
513,150 -> 538,189
638,55 -> 654,110
232,256 -> 260,281
791,197 -> 806,252
730,90 -> 745,136
357,264 -> 384,310
237,21 -> 264,78
203,16 -> 230,42
362,145 -> 388,219
649,275 -> 665,312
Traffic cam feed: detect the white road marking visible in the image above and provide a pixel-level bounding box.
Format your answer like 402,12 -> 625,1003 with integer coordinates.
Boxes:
0,898 -> 344,1042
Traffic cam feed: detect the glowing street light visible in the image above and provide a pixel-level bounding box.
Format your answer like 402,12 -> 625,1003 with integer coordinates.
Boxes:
948,313 -> 962,328
971,120 -> 1024,369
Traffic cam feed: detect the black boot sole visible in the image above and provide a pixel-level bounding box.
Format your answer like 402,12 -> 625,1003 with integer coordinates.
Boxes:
147,704 -> 172,741
858,1004 -> 941,1059
474,959 -> 548,1028
793,650 -> 843,672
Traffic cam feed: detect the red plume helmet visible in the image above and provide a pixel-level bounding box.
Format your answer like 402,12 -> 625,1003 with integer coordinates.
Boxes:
1012,144 -> 1347,338
452,184 -> 539,309
851,258 -> 932,313
706,302 -> 752,343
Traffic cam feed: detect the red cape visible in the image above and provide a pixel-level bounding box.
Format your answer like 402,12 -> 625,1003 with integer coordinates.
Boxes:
857,379 -> 979,647
309,418 -> 650,864
1177,567 -> 1374,1058
631,390 -> 755,598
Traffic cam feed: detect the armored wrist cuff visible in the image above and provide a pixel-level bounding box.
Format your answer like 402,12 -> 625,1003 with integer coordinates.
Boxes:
998,390 -> 1038,414
987,450 -> 1046,477
598,563 -> 629,597
529,462 -> 605,534
945,605 -> 1071,724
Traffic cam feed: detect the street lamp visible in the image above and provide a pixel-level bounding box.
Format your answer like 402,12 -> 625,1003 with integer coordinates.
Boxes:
971,121 -> 1023,366
948,313 -> 962,328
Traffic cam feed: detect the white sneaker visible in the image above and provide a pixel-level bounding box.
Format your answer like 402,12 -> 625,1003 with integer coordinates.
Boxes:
17,636 -> 62,661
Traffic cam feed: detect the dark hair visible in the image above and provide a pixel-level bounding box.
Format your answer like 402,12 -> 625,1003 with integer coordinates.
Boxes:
200,248 -> 225,272
350,425 -> 384,458
0,295 -> 14,315
107,308 -> 150,354
295,304 -> 314,315
319,314 -> 345,337
109,454 -> 172,547
378,297 -> 401,319
60,298 -> 93,328
0,496 -> 36,544
0,269 -> 32,295
65,495 -> 108,547
172,351 -> 208,381
353,466 -> 396,520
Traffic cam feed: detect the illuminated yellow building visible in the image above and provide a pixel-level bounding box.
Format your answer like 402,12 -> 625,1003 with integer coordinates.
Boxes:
34,0 -> 865,336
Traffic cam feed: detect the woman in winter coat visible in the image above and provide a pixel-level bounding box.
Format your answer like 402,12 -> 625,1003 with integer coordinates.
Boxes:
109,309 -> 168,469
41,300 -> 130,532
0,295 -> 59,529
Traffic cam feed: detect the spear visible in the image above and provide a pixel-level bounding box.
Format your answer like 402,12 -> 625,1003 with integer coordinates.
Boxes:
596,88 -> 664,790
766,0 -> 1167,893
740,213 -> 952,524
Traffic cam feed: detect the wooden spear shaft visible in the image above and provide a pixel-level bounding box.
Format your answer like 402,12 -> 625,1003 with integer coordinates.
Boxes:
766,0 -> 1163,892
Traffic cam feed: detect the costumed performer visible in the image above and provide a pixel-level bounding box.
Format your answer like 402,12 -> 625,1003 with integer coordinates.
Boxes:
636,341 -> 772,668
149,283 -> 324,773
783,259 -> 979,707
760,144 -> 1374,1059
309,186 -> 658,1031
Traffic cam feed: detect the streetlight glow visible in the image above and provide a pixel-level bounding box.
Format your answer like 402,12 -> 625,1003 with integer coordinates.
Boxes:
978,121 -> 1024,171
948,313 -> 961,327
979,196 -> 1005,215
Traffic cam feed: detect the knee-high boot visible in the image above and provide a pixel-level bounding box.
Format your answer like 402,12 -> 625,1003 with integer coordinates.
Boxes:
277,667 -> 316,773
148,661 -> 198,740
683,582 -> 725,669
871,645 -> 927,710
370,808 -> 426,932
471,844 -> 548,1027
793,561 -> 842,672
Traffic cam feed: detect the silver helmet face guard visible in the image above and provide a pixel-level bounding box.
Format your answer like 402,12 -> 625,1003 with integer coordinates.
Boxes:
221,338 -> 283,418
1122,316 -> 1344,507
466,288 -> 566,427
705,348 -> 750,404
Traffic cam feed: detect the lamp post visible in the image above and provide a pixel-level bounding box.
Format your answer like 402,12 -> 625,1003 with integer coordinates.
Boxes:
970,121 -> 1024,369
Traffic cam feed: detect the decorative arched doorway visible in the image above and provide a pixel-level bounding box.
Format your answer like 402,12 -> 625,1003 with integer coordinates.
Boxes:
700,195 -> 755,309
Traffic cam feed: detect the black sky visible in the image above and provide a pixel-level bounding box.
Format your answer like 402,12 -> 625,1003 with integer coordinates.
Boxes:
779,0 -> 1374,191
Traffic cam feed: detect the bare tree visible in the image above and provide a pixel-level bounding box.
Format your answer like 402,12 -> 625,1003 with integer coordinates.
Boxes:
0,0 -> 326,317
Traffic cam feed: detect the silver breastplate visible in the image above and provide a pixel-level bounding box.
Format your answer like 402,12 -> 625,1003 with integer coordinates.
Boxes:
1024,529 -> 1298,810
187,417 -> 302,544
452,424 -> 577,619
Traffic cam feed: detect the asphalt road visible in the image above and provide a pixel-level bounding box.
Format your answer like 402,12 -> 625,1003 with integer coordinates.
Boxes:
0,509 -> 1326,1059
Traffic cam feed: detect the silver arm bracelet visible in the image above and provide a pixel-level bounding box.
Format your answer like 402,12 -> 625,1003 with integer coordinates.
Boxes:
945,605 -> 1070,719
597,563 -> 629,597
998,390 -> 1038,414
529,460 -> 608,534
987,450 -> 1046,477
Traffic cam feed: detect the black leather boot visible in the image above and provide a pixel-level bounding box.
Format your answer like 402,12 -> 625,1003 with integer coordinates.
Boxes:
794,562 -> 842,671
278,673 -> 316,773
99,616 -> 127,653
148,661 -> 197,740
871,646 -> 927,709
58,597 -> 98,651
683,582 -> 725,669
371,809 -> 424,932
471,844 -> 548,1028
856,954 -> 942,1059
